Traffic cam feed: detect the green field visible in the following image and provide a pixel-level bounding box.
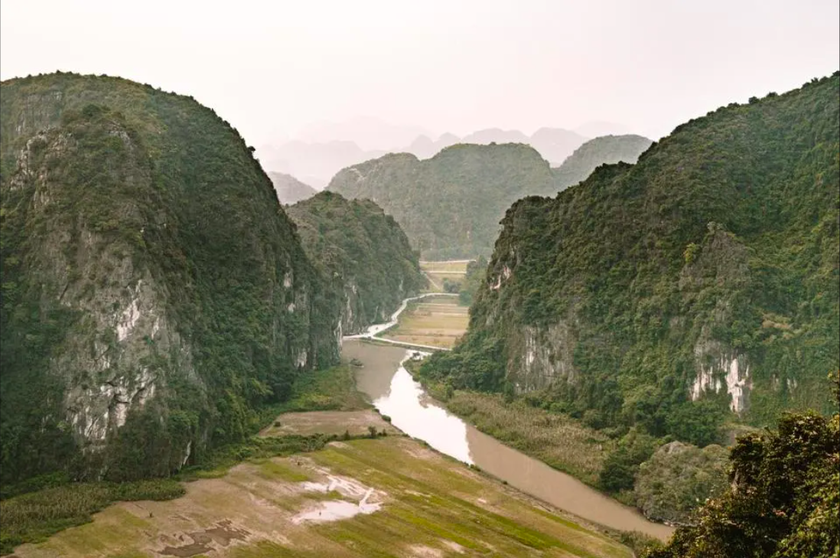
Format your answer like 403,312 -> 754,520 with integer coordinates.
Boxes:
420,261 -> 469,293
383,296 -> 469,348
9,435 -> 632,558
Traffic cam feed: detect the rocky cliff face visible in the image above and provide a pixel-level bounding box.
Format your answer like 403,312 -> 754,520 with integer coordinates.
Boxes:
286,191 -> 425,335
0,73 -> 340,483
422,74 -> 839,435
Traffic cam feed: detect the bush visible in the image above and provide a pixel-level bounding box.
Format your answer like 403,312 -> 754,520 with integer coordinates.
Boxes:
599,429 -> 658,492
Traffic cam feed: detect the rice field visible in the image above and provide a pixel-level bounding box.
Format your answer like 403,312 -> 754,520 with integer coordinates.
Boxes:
9,436 -> 632,558
382,296 -> 469,349
420,260 -> 469,293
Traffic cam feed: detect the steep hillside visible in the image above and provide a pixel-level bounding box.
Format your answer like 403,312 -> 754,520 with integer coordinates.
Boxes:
286,191 -> 425,334
327,144 -> 555,258
421,74 -> 839,440
268,171 -> 317,204
0,73 -> 341,484
553,134 -> 653,190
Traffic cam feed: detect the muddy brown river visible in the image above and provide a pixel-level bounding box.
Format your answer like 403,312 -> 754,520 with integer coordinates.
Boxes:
344,339 -> 675,541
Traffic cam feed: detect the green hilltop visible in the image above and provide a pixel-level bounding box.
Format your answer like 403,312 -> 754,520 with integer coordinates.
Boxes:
328,136 -> 652,260
286,191 -> 426,335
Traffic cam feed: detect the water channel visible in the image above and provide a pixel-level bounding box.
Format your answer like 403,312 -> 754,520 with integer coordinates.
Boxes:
343,338 -> 675,541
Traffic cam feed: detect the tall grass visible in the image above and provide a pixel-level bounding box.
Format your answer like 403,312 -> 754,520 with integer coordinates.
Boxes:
442,390 -> 614,486
0,479 -> 183,554
276,363 -> 370,413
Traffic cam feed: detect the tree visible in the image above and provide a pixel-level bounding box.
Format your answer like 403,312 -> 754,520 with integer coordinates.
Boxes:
646,374 -> 840,558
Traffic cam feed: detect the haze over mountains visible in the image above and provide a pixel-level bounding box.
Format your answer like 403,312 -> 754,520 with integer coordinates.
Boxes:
256,119 -> 629,188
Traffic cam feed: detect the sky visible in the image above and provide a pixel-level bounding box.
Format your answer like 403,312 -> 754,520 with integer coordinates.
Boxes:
2,0 -> 838,148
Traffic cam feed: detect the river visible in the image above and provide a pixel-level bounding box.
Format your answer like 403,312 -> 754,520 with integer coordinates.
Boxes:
343,339 -> 675,541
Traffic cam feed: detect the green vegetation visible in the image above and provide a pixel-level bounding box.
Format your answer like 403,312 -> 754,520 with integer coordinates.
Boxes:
552,134 -> 652,189
275,363 -> 371,413
634,442 -> 729,525
327,144 -> 553,259
287,191 -> 425,334
598,429 -> 659,495
0,478 -> 183,554
328,137 -> 651,259
458,255 -> 487,305
268,171 -> 317,205
0,73 -> 341,485
420,73 -> 839,521
646,383 -> 839,558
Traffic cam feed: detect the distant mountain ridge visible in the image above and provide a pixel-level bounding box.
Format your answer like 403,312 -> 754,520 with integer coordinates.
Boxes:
552,134 -> 653,188
258,126 -> 599,186
268,172 -> 317,205
327,135 -> 652,259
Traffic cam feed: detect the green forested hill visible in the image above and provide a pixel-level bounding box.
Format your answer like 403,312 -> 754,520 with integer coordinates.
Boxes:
422,73 -> 839,442
327,144 -> 554,259
0,73 -> 341,484
552,134 -> 653,190
286,191 -> 425,334
327,137 -> 651,259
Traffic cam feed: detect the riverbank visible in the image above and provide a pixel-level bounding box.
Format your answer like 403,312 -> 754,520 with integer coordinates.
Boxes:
2,345 -> 639,558
418,380 -> 616,487
381,296 -> 469,349
344,339 -> 674,542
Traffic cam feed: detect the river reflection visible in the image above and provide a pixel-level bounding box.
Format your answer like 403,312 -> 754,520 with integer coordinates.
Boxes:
343,339 -> 674,540
375,360 -> 473,464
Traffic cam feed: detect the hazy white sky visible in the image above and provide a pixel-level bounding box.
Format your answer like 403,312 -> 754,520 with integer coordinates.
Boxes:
2,0 -> 838,147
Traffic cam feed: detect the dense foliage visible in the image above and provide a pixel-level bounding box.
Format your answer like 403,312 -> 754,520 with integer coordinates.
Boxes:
420,74 -> 839,524
646,384 -> 839,558
633,441 -> 729,525
327,145 -> 553,258
0,73 -> 341,484
328,137 -> 651,259
268,171 -> 317,205
551,134 -> 652,189
458,256 -> 488,306
421,73 -> 839,430
286,191 -> 425,334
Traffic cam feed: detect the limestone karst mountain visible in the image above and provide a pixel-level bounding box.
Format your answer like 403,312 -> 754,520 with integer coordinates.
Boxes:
422,73 -> 839,436
0,72 -> 345,483
286,191 -> 425,335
